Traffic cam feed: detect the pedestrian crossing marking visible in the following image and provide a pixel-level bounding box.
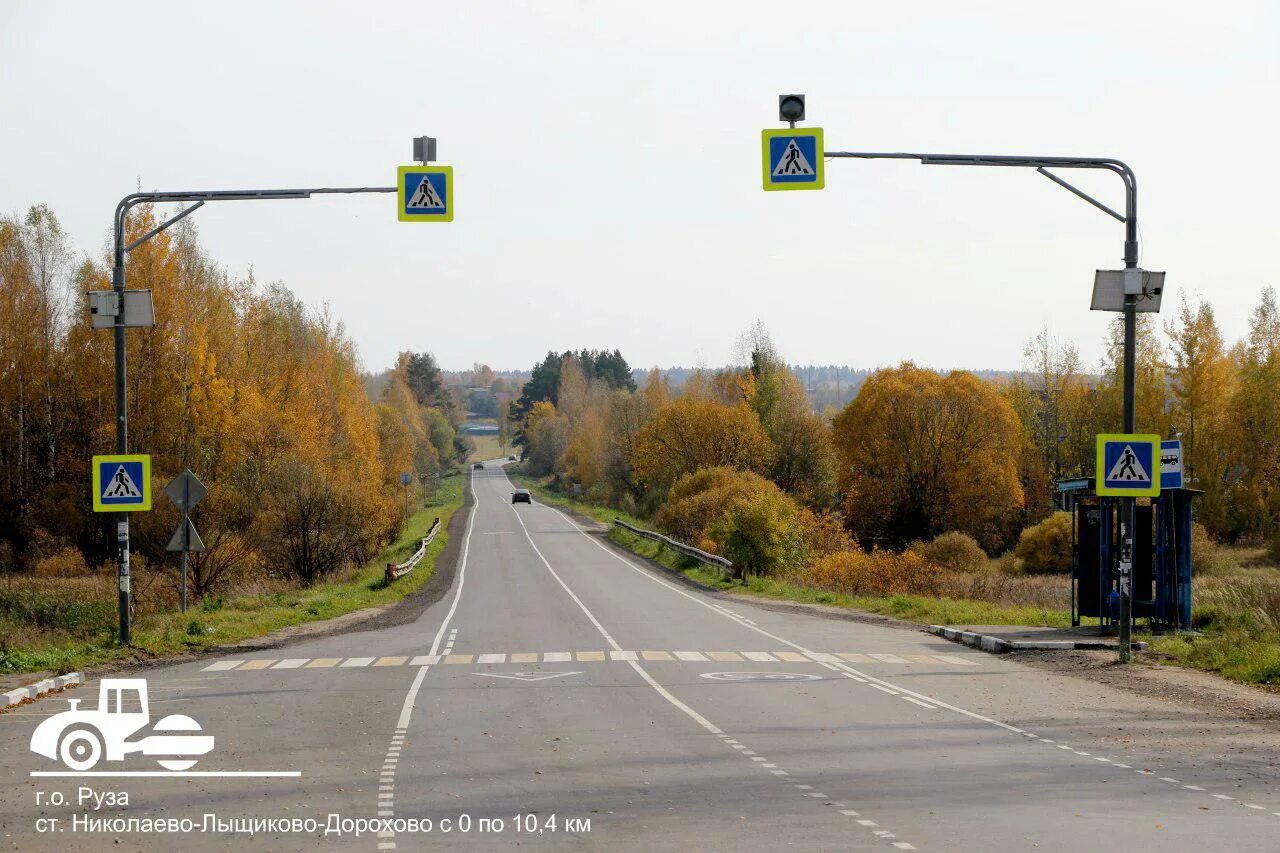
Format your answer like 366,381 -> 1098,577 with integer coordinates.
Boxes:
202,650 -> 983,672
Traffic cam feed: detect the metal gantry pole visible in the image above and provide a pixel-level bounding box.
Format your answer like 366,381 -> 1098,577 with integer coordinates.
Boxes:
108,184 -> 396,645
822,149 -> 1141,662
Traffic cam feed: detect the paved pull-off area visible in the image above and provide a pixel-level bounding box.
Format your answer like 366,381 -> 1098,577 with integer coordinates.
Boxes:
3,464 -> 1280,851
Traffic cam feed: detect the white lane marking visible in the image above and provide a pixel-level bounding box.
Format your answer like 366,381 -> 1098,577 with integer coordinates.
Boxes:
409,655 -> 441,665
476,653 -> 506,664
512,488 -> 915,846
901,696 -> 936,710
743,652 -> 779,661
675,651 -> 709,661
384,471 -> 480,849
609,650 -> 638,661
342,657 -> 375,667
273,658 -> 309,669
868,654 -> 908,664
544,652 -> 572,662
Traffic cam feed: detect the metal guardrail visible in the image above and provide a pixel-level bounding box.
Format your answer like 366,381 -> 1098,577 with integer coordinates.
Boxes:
611,519 -> 734,571
385,517 -> 441,584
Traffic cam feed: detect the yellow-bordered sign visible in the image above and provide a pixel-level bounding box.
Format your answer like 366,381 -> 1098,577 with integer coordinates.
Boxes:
92,454 -> 152,512
398,165 -> 453,222
761,128 -> 824,191
1095,434 -> 1161,497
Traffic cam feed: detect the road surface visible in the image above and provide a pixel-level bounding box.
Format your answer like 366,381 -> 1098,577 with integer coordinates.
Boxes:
3,462 -> 1279,850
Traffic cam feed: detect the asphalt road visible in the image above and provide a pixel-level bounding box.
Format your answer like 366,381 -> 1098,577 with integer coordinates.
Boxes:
3,462 -> 1279,851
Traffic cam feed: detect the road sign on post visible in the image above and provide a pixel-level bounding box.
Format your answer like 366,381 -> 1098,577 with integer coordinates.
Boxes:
1096,434 -> 1161,497
1161,440 -> 1184,490
165,469 -> 207,613
92,455 -> 152,512
398,165 -> 454,222
761,128 -> 824,191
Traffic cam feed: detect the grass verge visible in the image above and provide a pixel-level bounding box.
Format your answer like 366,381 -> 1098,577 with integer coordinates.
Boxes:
0,474 -> 467,677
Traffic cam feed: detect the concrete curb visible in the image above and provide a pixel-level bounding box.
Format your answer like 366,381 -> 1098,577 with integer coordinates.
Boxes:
928,625 -> 1147,653
1,672 -> 82,709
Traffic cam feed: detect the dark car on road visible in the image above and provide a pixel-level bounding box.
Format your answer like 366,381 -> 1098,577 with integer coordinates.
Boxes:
511,489 -> 531,504
508,455 -> 517,461
473,462 -> 484,470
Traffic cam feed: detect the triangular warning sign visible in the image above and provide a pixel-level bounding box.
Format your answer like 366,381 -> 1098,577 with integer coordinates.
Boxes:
406,176 -> 444,209
1106,445 -> 1151,483
772,139 -> 815,176
102,464 -> 143,499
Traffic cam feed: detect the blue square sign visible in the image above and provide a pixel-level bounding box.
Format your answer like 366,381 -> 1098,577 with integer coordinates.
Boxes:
761,128 -> 824,190
398,165 -> 453,222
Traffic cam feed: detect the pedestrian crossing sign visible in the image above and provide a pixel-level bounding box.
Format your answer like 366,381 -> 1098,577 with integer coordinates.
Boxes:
92,454 -> 152,512
1095,434 -> 1160,497
761,128 -> 824,191
397,165 -> 453,222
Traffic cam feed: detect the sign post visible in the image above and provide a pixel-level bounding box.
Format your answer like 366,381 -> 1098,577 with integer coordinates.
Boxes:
165,470 -> 207,613
92,454 -> 151,644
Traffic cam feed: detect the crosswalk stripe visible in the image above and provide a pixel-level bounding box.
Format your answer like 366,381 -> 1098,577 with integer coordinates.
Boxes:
202,650 -> 983,672
868,653 -> 909,664
203,660 -> 244,671
933,654 -> 979,666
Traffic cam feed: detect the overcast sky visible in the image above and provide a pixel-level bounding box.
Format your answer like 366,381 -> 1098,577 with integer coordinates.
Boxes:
2,2 -> 1276,374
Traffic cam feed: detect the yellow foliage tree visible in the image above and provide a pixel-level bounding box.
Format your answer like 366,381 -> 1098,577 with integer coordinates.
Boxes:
632,397 -> 774,493
833,364 -> 1024,550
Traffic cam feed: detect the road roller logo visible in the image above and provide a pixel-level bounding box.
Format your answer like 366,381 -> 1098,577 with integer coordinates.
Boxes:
29,678 -> 213,772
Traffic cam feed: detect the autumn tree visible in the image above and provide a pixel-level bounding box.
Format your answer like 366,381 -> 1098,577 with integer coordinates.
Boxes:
833,364 -> 1025,550
632,397 -> 774,494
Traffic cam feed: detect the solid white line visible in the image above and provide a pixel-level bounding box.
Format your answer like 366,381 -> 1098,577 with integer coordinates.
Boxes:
510,508 -> 622,650
30,771 -> 300,778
